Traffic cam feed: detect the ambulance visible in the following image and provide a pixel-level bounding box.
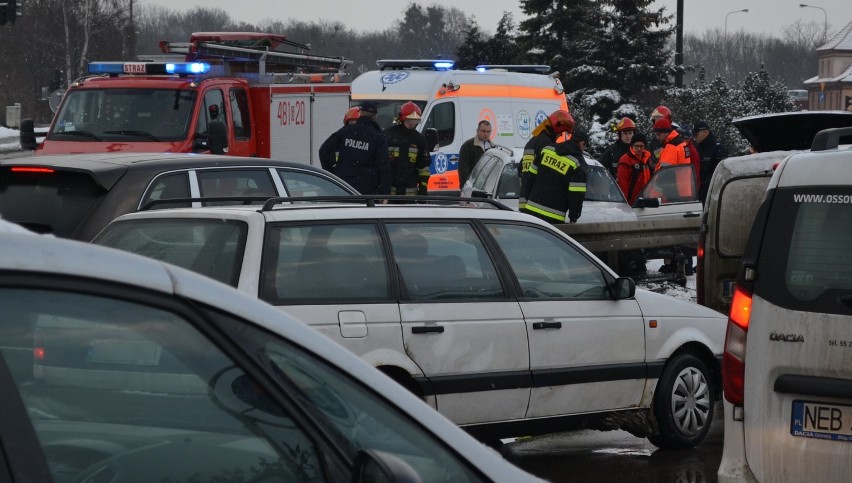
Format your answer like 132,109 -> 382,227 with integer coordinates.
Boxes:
351,60 -> 569,191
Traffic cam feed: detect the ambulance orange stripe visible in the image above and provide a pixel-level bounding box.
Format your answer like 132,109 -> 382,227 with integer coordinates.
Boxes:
435,85 -> 561,99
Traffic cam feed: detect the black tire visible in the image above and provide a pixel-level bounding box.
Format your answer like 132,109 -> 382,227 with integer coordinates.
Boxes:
648,353 -> 715,449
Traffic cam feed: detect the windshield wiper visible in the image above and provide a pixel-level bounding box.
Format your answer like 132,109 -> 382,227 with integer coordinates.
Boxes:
52,130 -> 102,141
103,130 -> 161,141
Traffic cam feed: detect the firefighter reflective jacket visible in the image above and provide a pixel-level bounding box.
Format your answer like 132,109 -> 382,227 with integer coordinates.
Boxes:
518,128 -> 559,208
384,124 -> 430,195
520,139 -> 588,224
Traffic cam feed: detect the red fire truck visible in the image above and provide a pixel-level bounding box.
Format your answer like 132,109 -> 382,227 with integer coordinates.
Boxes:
20,32 -> 352,165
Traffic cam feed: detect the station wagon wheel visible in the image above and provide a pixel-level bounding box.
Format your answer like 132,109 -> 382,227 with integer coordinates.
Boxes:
649,353 -> 714,449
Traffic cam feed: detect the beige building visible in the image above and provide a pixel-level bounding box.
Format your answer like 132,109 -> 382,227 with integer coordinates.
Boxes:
804,20 -> 852,111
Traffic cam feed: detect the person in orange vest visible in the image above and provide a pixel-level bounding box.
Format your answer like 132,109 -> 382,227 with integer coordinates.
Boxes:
652,118 -> 695,200
617,133 -> 656,205
649,105 -> 701,191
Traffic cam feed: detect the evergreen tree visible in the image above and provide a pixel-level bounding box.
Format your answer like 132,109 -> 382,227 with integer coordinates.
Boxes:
455,20 -> 487,69
517,0 -> 600,79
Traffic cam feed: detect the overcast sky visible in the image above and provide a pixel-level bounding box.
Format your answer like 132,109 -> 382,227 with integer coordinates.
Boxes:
141,1 -> 852,37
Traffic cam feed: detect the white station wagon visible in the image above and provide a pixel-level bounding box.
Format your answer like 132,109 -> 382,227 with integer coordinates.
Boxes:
94,196 -> 728,449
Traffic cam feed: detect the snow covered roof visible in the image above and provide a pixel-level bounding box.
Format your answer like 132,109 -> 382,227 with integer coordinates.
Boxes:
803,62 -> 852,85
817,19 -> 852,51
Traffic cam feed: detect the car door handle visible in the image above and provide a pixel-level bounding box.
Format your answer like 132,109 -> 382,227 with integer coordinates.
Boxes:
532,322 -> 562,330
683,212 -> 701,218
412,326 -> 445,334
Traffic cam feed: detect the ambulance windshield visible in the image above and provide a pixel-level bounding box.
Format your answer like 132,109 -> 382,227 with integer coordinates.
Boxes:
49,88 -> 197,142
355,100 -> 426,131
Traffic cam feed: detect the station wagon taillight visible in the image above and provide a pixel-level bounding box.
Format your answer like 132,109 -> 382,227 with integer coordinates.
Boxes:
723,285 -> 752,405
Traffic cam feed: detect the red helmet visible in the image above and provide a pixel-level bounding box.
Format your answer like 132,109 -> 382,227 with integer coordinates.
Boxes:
615,117 -> 636,132
548,110 -> 575,134
343,106 -> 361,125
398,101 -> 422,122
650,105 -> 672,121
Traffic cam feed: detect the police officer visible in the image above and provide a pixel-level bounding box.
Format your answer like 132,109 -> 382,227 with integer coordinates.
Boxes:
518,110 -> 574,209
318,101 -> 391,195
520,112 -> 588,224
384,101 -> 430,195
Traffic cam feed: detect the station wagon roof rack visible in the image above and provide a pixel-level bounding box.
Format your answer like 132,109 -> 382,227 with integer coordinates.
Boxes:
811,126 -> 852,151
475,65 -> 551,74
140,196 -> 271,211
260,195 -> 513,211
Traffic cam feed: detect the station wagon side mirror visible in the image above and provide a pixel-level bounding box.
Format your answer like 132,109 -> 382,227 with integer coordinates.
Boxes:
634,197 -> 660,208
612,277 -> 635,300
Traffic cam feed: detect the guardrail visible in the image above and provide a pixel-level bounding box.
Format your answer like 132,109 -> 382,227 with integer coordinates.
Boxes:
555,216 -> 702,270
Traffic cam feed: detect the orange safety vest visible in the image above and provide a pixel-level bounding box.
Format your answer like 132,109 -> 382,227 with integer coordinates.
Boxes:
656,131 -> 694,198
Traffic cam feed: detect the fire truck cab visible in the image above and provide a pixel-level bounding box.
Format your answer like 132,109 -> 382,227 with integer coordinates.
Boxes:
351,60 -> 569,183
22,33 -> 352,167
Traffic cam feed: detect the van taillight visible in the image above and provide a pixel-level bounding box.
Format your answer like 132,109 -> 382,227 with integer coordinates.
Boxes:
723,285 -> 752,405
696,228 -> 706,305
11,166 -> 55,174
33,347 -> 45,360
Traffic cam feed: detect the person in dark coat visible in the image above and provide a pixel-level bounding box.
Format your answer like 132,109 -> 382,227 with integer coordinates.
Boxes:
458,120 -> 493,186
693,120 -> 729,203
318,102 -> 391,195
384,101 -> 430,195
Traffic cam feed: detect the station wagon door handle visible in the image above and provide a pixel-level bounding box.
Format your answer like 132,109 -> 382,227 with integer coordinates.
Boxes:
412,326 -> 445,334
683,212 -> 701,218
532,322 -> 562,330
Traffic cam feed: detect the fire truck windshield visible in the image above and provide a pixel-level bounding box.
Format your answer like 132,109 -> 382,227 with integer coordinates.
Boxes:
49,89 -> 196,142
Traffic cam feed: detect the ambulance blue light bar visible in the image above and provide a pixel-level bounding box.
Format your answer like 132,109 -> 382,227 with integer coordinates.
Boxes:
88,62 -> 211,75
433,61 -> 454,70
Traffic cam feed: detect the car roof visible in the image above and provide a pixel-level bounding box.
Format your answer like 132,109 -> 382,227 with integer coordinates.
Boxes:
1,153 -> 352,191
772,148 -> 852,189
0,231 -> 537,481
731,111 -> 852,153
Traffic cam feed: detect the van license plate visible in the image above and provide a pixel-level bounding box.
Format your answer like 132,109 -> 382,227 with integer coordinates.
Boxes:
791,400 -> 852,442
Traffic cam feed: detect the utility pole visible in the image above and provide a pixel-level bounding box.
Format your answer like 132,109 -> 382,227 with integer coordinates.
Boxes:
674,0 -> 683,88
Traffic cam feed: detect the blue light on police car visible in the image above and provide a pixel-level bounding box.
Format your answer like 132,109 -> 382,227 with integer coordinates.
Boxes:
433,61 -> 454,70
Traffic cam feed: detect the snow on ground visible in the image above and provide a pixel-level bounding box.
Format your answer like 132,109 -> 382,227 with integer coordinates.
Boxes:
637,257 -> 697,304
0,126 -> 20,152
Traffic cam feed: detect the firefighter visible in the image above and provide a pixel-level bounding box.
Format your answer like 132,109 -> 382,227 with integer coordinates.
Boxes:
318,104 -> 391,195
652,117 -> 695,200
384,101 -> 431,195
518,110 -> 574,209
616,133 -> 655,206
520,112 -> 588,224
600,117 -> 636,178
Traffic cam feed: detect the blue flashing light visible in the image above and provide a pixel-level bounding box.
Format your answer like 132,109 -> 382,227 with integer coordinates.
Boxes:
476,67 -> 486,73
87,62 -> 211,76
433,61 -> 455,70
165,62 -> 210,75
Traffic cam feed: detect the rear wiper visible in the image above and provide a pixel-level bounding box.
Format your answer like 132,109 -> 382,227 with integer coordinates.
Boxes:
103,130 -> 160,141
52,130 -> 102,141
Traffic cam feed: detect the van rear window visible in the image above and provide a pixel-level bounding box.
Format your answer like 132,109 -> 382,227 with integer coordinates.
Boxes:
755,187 -> 852,315
0,168 -> 104,236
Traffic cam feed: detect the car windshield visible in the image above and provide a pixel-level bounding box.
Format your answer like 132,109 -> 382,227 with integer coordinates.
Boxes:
354,99 -> 427,131
49,88 -> 196,142
585,166 -> 628,203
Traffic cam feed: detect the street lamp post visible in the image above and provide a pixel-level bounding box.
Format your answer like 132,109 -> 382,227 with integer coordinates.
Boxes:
799,4 -> 828,42
724,9 -> 749,80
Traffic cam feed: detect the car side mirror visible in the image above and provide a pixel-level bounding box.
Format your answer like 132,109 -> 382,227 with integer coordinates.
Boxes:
612,277 -> 635,300
424,128 -> 439,151
206,121 -> 229,155
634,197 -> 660,208
19,118 -> 38,151
354,449 -> 422,483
